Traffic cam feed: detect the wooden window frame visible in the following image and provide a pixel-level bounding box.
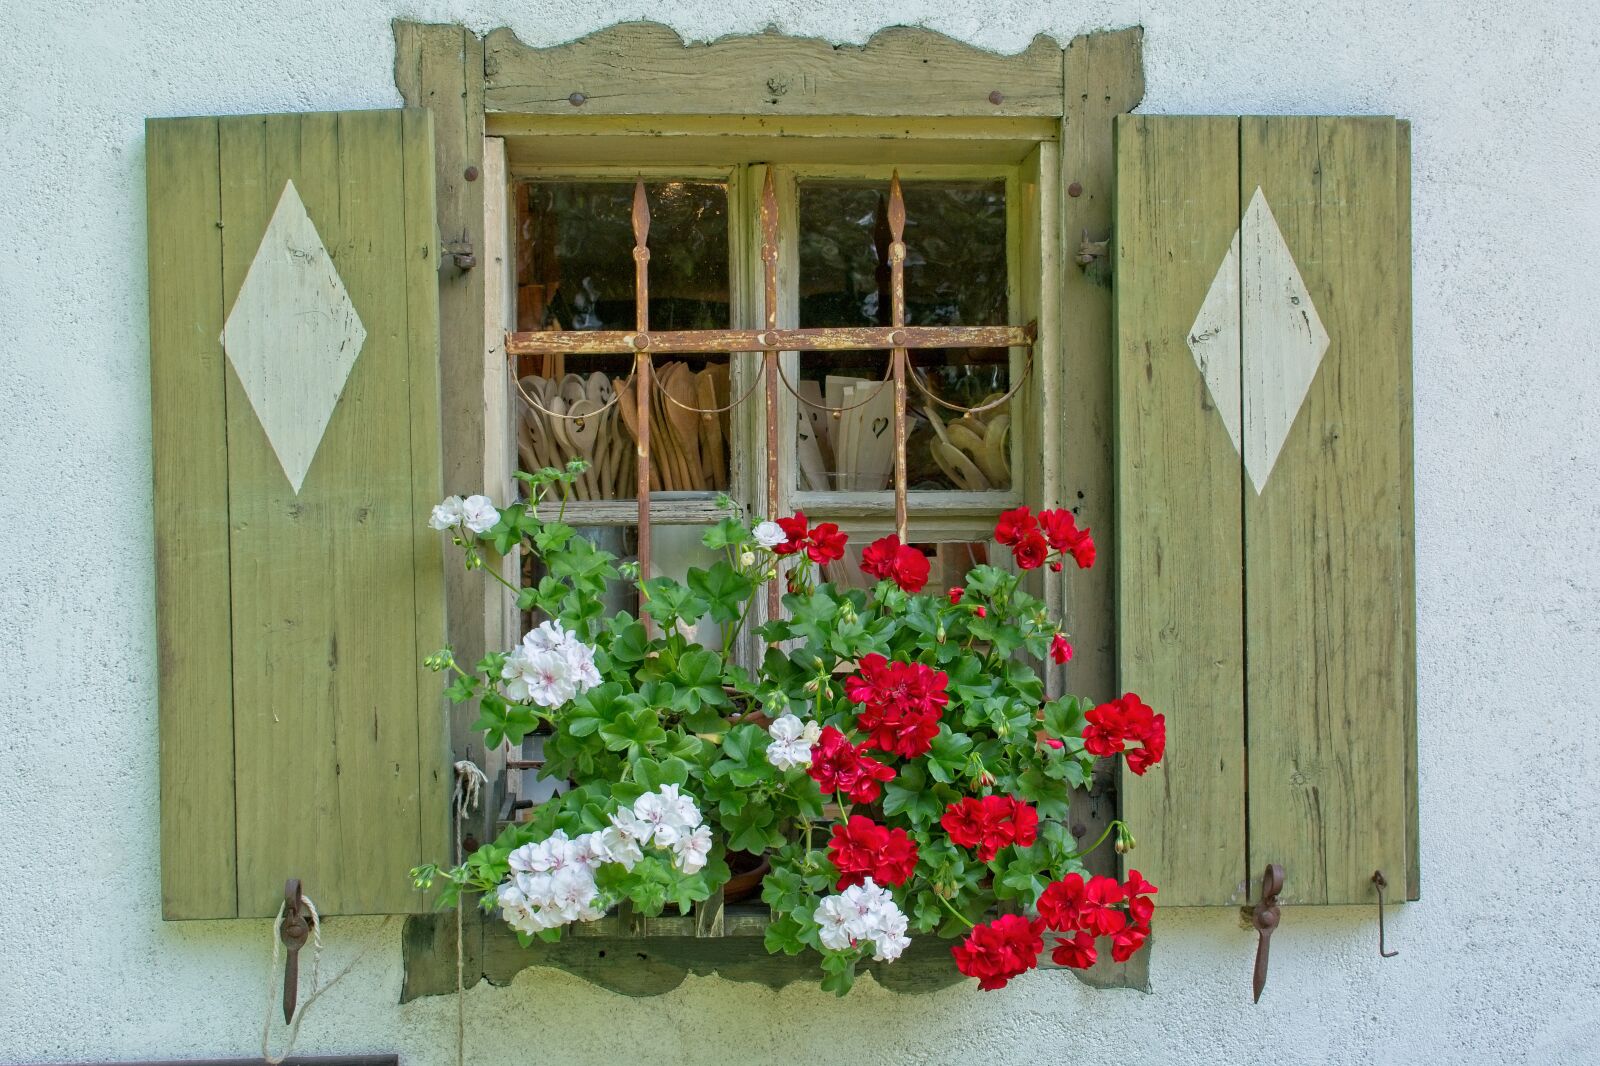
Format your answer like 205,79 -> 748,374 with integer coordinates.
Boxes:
394,19 -> 1147,998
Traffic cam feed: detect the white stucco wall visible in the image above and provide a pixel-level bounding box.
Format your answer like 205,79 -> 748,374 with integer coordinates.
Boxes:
2,0 -> 1596,1062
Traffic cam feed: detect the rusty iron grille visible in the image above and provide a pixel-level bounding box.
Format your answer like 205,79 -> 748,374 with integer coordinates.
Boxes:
506,171 -> 1037,619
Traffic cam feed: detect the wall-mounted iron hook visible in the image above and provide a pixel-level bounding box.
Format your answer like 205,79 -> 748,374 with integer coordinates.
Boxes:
1246,863 -> 1285,1003
1372,870 -> 1399,958
279,877 -> 315,1022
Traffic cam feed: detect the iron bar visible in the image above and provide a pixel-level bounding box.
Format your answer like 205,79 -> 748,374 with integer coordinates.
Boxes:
631,182 -> 653,602
507,323 -> 1034,358
761,169 -> 782,621
887,172 -> 909,543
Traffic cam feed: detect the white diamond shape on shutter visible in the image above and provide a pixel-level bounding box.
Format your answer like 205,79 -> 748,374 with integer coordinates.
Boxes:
1185,186 -> 1330,494
221,179 -> 367,494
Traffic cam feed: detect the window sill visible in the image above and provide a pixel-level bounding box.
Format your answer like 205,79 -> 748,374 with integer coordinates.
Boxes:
401,906 -> 1148,1000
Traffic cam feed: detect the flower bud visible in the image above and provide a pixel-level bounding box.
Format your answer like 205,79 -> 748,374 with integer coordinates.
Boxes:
423,649 -> 454,672
740,550 -> 757,568
975,606 -> 987,618
936,624 -> 947,644
1051,561 -> 1064,573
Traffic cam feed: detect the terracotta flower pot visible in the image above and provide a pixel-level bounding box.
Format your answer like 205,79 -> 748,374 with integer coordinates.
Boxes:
722,851 -> 772,903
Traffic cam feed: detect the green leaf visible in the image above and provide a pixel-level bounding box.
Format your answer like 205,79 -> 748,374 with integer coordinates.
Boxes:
641,577 -> 710,630
674,647 -> 732,713
687,561 -> 756,625
602,706 -> 669,754
723,803 -> 780,853
603,616 -> 650,665
882,762 -> 945,827
925,728 -> 974,784
820,950 -> 859,997
700,517 -> 749,551
444,674 -> 478,704
763,913 -> 810,956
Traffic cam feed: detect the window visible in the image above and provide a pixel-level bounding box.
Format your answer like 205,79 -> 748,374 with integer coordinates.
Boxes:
492,134 -> 1058,662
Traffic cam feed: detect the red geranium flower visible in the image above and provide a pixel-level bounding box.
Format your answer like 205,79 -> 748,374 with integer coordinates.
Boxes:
941,795 -> 1039,862
1012,530 -> 1049,570
771,512 -> 849,563
808,521 -> 848,564
1051,930 -> 1098,970
846,654 -> 949,758
948,586 -> 964,605
860,534 -> 931,593
994,506 -> 1037,547
1037,508 -> 1096,570
1050,633 -> 1074,664
1123,869 -> 1158,927
807,725 -> 895,804
1003,797 -> 1039,849
952,914 -> 1045,990
1036,873 -> 1126,936
1111,923 -> 1149,962
827,814 -> 919,890
773,512 -> 811,556
1082,693 -> 1166,775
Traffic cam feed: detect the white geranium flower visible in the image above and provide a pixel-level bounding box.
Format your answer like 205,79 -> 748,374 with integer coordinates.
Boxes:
765,713 -> 821,771
596,825 -> 643,871
522,620 -> 570,652
565,640 -> 601,689
545,866 -> 601,922
812,879 -> 911,963
508,829 -> 578,876
609,805 -> 652,844
632,790 -> 685,847
510,622 -> 600,700
752,520 -> 786,550
864,903 -> 911,962
673,823 -> 713,875
429,496 -> 465,531
814,894 -> 857,951
503,646 -> 578,708
461,494 -> 500,534
657,784 -> 703,830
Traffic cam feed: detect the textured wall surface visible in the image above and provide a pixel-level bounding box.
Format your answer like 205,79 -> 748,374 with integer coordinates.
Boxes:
1,1 -> 1596,1063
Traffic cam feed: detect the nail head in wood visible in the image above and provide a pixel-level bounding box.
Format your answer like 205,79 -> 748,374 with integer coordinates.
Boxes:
1068,181 -> 1083,197
464,166 -> 479,182
988,90 -> 1005,105
569,92 -> 588,107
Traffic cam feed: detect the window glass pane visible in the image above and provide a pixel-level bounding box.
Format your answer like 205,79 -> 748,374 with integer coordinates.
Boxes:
795,179 -> 1009,492
514,181 -> 730,498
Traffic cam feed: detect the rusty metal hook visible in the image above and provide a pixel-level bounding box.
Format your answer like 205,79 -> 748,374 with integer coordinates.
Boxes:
279,878 -> 315,1023
1246,863 -> 1285,1003
1372,870 -> 1399,958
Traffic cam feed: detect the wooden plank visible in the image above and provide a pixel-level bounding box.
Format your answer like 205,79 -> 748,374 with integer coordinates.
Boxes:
1242,117 -> 1409,905
147,117 -> 238,919
405,108 -> 452,889
1396,120 -> 1419,901
220,112 -> 431,915
1114,115 -> 1247,907
1058,28 -> 1144,894
484,23 -> 1064,118
394,21 -> 498,853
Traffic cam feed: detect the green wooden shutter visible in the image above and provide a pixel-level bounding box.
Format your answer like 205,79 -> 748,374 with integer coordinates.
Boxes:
1113,115 -> 1415,906
148,110 -> 449,919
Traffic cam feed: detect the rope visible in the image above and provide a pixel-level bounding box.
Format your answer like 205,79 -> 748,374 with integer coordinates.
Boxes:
260,895 -> 391,1065
904,346 -> 1035,416
648,361 -> 765,415
774,358 -> 894,414
512,365 -> 637,422
453,759 -> 489,1066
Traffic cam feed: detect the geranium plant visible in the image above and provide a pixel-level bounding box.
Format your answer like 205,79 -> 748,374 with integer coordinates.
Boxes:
414,463 -> 1166,994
